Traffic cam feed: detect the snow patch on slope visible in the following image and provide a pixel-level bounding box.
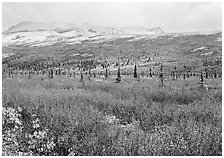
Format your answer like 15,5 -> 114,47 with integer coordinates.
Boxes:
2,21 -> 166,47
216,37 -> 222,42
191,47 -> 207,52
201,52 -> 214,56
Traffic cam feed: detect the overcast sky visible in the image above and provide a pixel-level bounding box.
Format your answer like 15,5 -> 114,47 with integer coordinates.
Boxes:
2,2 -> 222,33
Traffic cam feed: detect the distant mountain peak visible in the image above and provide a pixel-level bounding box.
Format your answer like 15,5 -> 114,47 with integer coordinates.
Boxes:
3,21 -> 51,34
3,21 -> 164,35
17,21 -> 33,25
2,21 -> 165,47
146,27 -> 164,34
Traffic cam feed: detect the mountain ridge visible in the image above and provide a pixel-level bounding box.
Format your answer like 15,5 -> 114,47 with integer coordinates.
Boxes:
3,21 -> 221,48
3,21 -> 164,35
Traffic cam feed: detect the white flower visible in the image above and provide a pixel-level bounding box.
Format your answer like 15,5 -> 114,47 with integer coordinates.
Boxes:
33,123 -> 40,128
34,131 -> 38,137
47,141 -> 55,149
14,118 -> 22,125
17,107 -> 22,112
39,131 -> 47,138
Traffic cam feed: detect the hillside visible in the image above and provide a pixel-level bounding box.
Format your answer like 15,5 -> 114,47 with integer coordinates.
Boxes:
2,22 -> 222,156
2,31 -> 222,62
3,21 -> 165,47
2,22 -> 222,75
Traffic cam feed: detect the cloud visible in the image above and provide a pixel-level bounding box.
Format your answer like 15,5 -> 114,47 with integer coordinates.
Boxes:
2,2 -> 222,32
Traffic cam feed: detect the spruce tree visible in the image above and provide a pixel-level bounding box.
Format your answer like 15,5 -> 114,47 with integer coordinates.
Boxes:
116,67 -> 121,83
134,65 -> 137,78
149,68 -> 152,77
105,68 -> 108,79
28,70 -> 31,79
159,64 -> 164,86
80,73 -> 84,82
205,68 -> 208,79
200,71 -> 204,86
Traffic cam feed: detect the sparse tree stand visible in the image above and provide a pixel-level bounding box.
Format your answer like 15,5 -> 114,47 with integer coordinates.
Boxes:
115,67 -> 122,83
134,65 -> 138,79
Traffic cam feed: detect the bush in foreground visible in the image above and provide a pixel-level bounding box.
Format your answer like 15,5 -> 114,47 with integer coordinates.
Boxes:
2,77 -> 222,156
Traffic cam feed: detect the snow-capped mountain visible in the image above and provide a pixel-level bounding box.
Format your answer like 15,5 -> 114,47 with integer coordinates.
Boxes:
2,21 -> 165,47
3,21 -> 53,34
3,21 -> 164,35
146,27 -> 164,34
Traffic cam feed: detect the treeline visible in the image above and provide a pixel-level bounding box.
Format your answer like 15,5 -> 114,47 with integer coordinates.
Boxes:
3,53 -> 222,85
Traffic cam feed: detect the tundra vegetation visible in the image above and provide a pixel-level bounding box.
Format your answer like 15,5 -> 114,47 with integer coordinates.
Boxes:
2,32 -> 222,156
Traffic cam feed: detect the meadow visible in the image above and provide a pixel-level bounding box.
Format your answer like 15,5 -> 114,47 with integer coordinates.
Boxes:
2,31 -> 222,156
2,74 -> 222,156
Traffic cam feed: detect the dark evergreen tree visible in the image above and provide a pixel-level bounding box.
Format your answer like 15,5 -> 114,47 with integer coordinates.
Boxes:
200,71 -> 204,86
134,65 -> 137,79
149,68 -> 152,77
205,68 -> 208,79
58,68 -> 61,76
159,64 -> 164,86
51,69 -> 54,79
93,72 -> 96,78
28,70 -> 31,79
105,68 -> 108,79
116,67 -> 122,83
80,73 -> 84,83
8,69 -> 11,78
